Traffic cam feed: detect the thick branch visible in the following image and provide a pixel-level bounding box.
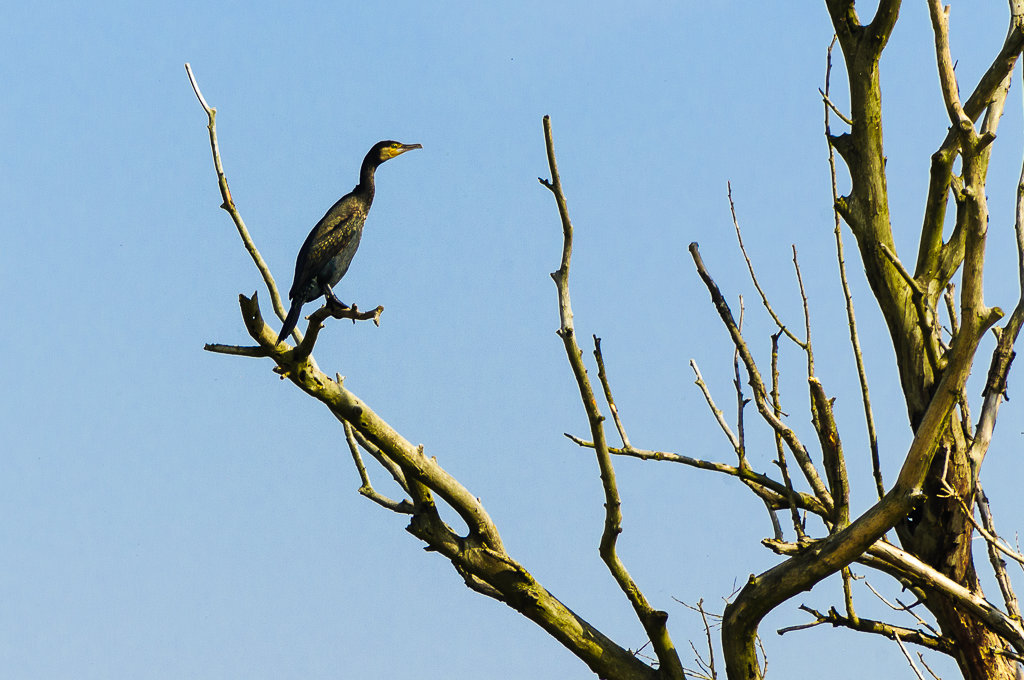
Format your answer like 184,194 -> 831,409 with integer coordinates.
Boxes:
219,292 -> 658,680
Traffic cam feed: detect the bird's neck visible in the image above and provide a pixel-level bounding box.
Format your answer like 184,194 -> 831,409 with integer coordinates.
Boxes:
355,161 -> 378,202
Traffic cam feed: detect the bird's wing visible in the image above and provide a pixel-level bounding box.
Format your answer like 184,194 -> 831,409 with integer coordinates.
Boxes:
291,199 -> 366,295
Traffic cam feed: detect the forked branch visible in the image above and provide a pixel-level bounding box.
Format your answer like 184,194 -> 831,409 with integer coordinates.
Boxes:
539,114 -> 685,680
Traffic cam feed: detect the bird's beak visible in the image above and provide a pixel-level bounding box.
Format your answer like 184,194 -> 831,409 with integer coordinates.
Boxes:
398,143 -> 422,154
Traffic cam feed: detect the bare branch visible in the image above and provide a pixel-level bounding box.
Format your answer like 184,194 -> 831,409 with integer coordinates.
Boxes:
564,435 -> 828,517
769,332 -> 807,539
978,487 -> 1023,620
894,632 -> 928,680
540,115 -> 684,679
203,343 -> 270,357
917,653 -> 945,680
185,63 -> 290,326
727,184 -> 806,348
343,420 -> 414,513
689,242 -> 834,514
690,360 -> 742,456
809,378 -> 849,528
594,336 -> 632,450
818,87 -> 853,126
775,604 -> 954,654
869,541 -> 1024,654
284,303 -> 384,363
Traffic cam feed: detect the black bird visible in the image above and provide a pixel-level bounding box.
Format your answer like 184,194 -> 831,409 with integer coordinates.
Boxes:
277,140 -> 421,345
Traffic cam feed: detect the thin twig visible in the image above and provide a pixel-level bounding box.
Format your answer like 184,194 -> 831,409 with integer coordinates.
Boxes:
863,580 -> 939,636
565,433 -> 829,517
691,361 -> 742,457
727,183 -> 806,348
916,652 -> 944,680
734,297 -> 748,468
770,331 -> 806,538
818,87 -> 854,125
938,479 -> 1024,570
185,63 -> 290,327
792,246 -> 814,378
344,421 -> 414,513
978,486 -> 1023,619
594,336 -> 632,450
894,632 -> 928,680
775,604 -> 953,654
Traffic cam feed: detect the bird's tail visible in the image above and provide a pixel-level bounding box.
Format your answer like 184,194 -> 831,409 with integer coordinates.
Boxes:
277,300 -> 303,346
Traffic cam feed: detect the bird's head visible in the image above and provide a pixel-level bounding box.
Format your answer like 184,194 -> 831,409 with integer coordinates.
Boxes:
373,140 -> 422,163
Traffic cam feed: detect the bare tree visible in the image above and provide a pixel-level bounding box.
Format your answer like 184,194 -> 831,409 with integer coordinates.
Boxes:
188,2 -> 1024,678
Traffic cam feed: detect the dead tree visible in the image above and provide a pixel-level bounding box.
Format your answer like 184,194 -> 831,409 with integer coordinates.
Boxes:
189,2 -> 1024,678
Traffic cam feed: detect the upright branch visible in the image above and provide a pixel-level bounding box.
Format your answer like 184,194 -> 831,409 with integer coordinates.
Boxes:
185,64 -> 289,325
539,115 -> 685,680
822,36 -> 883,500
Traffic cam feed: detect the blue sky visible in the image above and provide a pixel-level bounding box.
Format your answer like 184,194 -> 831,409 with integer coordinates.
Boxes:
3,2 -> 1023,678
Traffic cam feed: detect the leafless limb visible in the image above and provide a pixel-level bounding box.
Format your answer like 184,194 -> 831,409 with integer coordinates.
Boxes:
817,86 -> 853,126
565,434 -> 828,516
727,183 -> 806,349
344,420 -> 414,513
734,297 -> 749,468
690,361 -> 741,456
775,604 -> 954,654
841,567 -> 857,624
809,377 -> 848,529
594,336 -> 632,450
978,487 -> 1023,620
769,332 -> 806,538
917,652 -> 944,680
283,302 -> 384,363
823,36 -> 883,501
967,82 -> 1024,477
204,342 -> 270,357
185,63 -> 290,326
690,243 -> 834,515
869,541 -> 1024,654
345,416 -> 410,494
540,115 -> 685,680
894,632 -> 928,680
792,247 -> 814,379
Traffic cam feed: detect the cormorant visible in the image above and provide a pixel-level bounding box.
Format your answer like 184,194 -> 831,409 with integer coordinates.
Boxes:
277,140 -> 421,345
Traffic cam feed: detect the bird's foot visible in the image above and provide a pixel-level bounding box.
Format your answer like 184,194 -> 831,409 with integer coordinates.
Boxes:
325,296 -> 350,313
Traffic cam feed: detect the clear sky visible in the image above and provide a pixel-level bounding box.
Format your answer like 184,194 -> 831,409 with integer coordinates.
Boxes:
3,2 -> 1023,678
